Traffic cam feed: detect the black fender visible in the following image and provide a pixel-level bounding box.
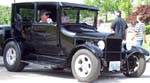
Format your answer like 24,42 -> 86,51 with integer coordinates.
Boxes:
71,43 -> 103,58
126,46 -> 149,59
2,38 -> 24,56
66,43 -> 103,67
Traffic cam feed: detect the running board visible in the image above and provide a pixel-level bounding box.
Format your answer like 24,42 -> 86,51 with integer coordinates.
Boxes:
22,60 -> 64,69
30,53 -> 66,61
22,53 -> 67,69
21,60 -> 63,69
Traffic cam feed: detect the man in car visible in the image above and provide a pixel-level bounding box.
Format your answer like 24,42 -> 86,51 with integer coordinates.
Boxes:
39,10 -> 53,23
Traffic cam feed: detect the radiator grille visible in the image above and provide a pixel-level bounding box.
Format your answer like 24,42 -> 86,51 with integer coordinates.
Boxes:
104,39 -> 122,61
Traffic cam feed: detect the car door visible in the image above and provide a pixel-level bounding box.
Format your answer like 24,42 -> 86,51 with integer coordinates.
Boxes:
30,24 -> 61,55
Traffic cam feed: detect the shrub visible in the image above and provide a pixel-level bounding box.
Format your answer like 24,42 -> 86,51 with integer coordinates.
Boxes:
146,25 -> 150,34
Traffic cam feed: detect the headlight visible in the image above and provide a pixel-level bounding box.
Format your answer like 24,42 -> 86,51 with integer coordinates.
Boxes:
126,41 -> 133,50
97,40 -> 105,50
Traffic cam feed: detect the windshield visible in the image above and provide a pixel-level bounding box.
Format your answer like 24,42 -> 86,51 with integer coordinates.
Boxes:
61,8 -> 97,26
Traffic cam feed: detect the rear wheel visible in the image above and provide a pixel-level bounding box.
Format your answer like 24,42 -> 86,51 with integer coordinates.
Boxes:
71,49 -> 100,82
123,53 -> 146,77
3,41 -> 26,72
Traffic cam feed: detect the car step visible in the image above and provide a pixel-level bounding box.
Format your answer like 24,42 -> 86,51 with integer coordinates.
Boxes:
22,60 -> 65,69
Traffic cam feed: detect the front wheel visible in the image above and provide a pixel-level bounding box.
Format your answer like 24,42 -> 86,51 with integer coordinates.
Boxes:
71,49 -> 100,82
3,41 -> 26,72
123,53 -> 146,77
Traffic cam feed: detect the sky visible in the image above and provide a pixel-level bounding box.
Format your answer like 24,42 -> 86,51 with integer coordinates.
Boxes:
0,0 -> 84,6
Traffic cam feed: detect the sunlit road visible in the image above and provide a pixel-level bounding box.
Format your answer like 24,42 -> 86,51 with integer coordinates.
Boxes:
0,56 -> 150,83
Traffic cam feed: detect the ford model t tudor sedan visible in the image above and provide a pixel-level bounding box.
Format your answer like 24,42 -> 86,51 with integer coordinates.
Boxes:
0,2 -> 148,82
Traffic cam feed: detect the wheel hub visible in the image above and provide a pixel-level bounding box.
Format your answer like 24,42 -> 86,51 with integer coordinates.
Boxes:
6,48 -> 17,65
75,55 -> 92,77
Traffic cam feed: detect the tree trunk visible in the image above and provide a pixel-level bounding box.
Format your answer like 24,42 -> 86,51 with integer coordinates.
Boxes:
105,12 -> 108,22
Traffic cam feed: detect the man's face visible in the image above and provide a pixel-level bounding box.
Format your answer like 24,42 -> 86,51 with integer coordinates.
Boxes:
41,13 -> 49,22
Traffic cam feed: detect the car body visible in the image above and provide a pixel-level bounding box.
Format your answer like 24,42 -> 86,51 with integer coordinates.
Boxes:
0,2 -> 148,82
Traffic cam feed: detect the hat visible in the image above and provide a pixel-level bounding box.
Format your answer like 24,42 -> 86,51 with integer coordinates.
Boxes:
40,10 -> 51,16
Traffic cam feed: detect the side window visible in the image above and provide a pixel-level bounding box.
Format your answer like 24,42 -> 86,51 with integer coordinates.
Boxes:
36,4 -> 57,23
62,9 -> 77,24
19,8 -> 34,22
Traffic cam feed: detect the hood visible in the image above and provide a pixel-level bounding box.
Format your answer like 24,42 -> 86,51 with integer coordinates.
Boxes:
61,25 -> 121,39
76,31 -> 118,39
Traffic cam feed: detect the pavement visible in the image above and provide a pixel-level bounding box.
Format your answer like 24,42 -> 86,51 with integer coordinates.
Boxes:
0,56 -> 150,83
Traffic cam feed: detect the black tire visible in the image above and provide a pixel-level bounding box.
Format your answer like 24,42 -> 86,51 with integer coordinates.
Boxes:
71,49 -> 100,82
3,41 -> 26,72
123,54 -> 146,77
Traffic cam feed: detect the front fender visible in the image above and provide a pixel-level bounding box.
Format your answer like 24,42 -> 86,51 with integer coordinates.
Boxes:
126,46 -> 149,59
72,43 -> 103,58
66,43 -> 103,67
131,46 -> 149,56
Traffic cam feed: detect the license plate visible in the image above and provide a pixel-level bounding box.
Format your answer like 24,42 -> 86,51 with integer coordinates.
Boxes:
109,61 -> 120,71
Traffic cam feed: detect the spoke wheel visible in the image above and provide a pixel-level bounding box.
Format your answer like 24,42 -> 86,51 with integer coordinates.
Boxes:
123,54 -> 146,77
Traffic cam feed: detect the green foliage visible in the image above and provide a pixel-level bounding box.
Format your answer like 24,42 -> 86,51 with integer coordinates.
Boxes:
0,6 -> 11,24
144,0 -> 150,5
63,9 -> 78,23
146,25 -> 150,34
85,0 -> 114,12
118,0 -> 132,17
19,8 -> 34,22
133,0 -> 150,7
84,0 -> 132,17
136,0 -> 150,6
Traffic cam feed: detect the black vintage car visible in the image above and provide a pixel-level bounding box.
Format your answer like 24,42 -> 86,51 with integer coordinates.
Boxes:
0,2 -> 148,82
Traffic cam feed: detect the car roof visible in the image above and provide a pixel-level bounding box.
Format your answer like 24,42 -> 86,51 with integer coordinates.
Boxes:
12,2 -> 99,11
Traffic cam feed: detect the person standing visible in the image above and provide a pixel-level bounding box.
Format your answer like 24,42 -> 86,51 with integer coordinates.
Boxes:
134,15 -> 149,62
111,11 -> 128,40
126,22 -> 137,46
134,15 -> 147,47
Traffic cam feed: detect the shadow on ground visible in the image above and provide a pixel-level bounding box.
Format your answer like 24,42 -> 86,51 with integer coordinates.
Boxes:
22,68 -> 74,79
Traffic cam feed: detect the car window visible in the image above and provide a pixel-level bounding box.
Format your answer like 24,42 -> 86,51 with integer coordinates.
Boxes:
36,4 -> 57,24
79,10 -> 96,26
19,8 -> 34,22
62,9 -> 78,24
61,8 -> 97,27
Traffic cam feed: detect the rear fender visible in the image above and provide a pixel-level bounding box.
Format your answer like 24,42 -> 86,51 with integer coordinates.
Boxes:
2,38 -> 22,56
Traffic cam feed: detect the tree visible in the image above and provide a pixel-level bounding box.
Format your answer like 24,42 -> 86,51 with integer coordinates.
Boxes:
118,0 -> 132,17
143,0 -> 150,5
0,6 -> 11,24
85,0 -> 132,21
85,0 -> 114,22
135,0 -> 150,6
127,5 -> 150,23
